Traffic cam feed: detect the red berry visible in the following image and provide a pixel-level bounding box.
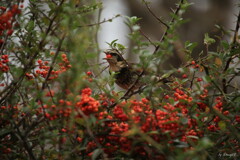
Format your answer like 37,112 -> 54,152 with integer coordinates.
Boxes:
86,71 -> 92,76
223,111 -> 229,115
197,78 -> 202,82
182,74 -> 188,78
106,54 -> 112,59
7,29 -> 13,36
76,137 -> 82,142
165,95 -> 170,99
61,128 -> 67,132
195,64 -> 199,68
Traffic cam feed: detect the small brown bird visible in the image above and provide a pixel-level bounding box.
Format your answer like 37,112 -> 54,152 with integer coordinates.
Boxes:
103,49 -> 145,90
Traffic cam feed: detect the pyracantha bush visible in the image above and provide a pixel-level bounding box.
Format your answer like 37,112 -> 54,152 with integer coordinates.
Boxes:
0,1 -> 239,160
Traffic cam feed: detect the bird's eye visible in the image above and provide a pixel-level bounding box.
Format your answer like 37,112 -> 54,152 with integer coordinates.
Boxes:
106,54 -> 112,59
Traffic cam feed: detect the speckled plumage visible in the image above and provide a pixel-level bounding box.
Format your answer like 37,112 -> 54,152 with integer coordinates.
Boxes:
104,49 -> 144,90
113,67 -> 143,90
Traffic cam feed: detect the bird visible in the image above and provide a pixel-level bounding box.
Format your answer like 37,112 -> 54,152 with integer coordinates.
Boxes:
103,49 -> 146,91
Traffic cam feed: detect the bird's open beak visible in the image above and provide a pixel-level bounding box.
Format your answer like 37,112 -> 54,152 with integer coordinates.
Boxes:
103,51 -> 107,60
103,52 -> 112,60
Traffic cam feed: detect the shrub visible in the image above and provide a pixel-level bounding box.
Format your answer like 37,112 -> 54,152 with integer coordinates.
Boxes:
0,0 -> 239,159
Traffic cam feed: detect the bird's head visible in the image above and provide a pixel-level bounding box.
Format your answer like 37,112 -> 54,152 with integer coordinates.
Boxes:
103,49 -> 124,64
103,49 -> 128,72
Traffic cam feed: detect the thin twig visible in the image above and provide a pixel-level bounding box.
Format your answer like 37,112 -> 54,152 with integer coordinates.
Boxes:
121,70 -> 145,99
153,0 -> 184,54
232,9 -> 240,45
143,0 -> 169,28
78,14 -> 120,28
222,10 -> 240,94
94,65 -> 109,78
41,34 -> 66,90
76,109 -> 108,160
140,29 -> 157,47
0,0 -> 66,105
108,70 -> 145,109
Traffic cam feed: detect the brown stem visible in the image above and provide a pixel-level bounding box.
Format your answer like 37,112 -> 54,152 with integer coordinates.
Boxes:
41,34 -> 66,90
0,0 -> 65,105
153,0 -> 184,54
76,109 -> 108,160
222,10 -> 240,94
143,0 -> 169,28
78,14 -> 120,28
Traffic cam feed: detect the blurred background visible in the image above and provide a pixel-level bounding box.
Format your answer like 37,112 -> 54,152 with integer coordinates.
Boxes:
98,0 -> 239,67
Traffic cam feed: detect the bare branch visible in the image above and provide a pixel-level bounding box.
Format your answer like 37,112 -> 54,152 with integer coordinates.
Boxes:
142,0 -> 169,28
232,9 -> 240,45
78,14 -> 121,28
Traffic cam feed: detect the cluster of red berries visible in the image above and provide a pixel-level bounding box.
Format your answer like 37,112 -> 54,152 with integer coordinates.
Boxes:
2,56 -> 239,157
75,88 -> 100,116
0,55 -> 9,72
29,84 -> 240,158
180,61 -> 203,82
70,89 -> 197,156
1,84 -> 239,157
25,53 -> 71,80
0,4 -> 21,43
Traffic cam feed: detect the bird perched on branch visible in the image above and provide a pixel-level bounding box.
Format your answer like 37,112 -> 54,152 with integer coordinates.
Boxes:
103,49 -> 172,91
103,49 -> 145,91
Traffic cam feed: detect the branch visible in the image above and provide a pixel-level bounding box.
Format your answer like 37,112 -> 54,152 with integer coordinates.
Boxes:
78,14 -> 120,28
122,70 -> 145,99
76,109 -> 108,159
221,10 -> 240,94
108,70 -> 145,109
41,34 -> 66,90
153,0 -> 184,54
107,0 -> 185,107
232,9 -> 240,45
14,121 -> 37,160
0,0 -> 66,105
143,0 -> 169,28
140,29 -> 157,47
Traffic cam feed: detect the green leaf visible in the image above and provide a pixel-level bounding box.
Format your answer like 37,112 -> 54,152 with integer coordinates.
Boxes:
116,43 -> 126,51
180,117 -> 189,124
185,41 -> 198,52
218,121 -> 226,131
186,135 -> 199,140
0,129 -> 12,137
204,33 -> 215,45
106,39 -> 118,48
91,149 -> 102,160
203,75 -> 211,82
128,16 -> 141,24
200,137 -> 214,148
221,40 -> 230,50
27,20 -> 35,31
